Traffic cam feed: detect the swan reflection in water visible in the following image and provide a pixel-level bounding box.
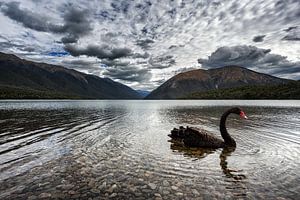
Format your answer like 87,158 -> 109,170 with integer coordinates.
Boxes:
169,139 -> 248,197
170,140 -> 246,180
219,147 -> 246,181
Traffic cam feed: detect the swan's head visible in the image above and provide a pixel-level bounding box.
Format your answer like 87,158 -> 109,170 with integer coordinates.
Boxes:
230,107 -> 248,119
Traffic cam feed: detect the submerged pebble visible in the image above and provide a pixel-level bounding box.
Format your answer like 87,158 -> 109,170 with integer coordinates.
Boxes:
148,183 -> 157,190
110,193 -> 117,198
192,189 -> 200,195
38,193 -> 51,198
171,186 -> 178,190
162,180 -> 170,187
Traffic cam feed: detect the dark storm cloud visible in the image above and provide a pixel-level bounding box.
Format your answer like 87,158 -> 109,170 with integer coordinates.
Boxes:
103,65 -> 152,82
1,2 -> 92,44
168,44 -> 185,49
282,27 -> 300,41
58,7 -> 92,43
253,35 -> 266,42
136,39 -> 154,50
61,35 -> 78,44
100,59 -> 130,67
198,45 -> 270,68
282,35 -> 300,41
284,26 -> 297,32
100,59 -> 152,83
149,55 -> 176,69
1,2 -> 56,32
168,45 -> 177,49
64,44 -> 132,60
198,45 -> 300,79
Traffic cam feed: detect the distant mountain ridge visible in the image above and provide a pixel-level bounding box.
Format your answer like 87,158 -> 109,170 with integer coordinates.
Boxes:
146,66 -> 291,99
0,52 -> 141,99
182,81 -> 300,99
136,90 -> 150,98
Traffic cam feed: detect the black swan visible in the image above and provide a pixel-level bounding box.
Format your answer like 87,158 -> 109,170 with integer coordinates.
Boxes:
169,107 -> 247,148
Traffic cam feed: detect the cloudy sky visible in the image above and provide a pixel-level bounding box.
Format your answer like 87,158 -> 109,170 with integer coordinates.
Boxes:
0,0 -> 299,90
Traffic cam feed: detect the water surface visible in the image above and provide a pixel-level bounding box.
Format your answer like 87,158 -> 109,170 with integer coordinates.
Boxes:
0,100 -> 300,199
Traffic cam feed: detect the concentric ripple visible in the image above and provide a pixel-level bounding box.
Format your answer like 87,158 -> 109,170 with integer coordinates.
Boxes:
0,100 -> 299,199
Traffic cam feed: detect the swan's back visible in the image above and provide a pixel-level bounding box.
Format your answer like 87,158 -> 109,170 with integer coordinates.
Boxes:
169,126 -> 225,148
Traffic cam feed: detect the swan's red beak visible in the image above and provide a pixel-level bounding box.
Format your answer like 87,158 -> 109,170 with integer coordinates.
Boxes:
240,111 -> 248,119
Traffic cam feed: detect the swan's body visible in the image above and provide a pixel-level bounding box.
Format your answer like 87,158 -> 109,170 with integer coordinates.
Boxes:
169,107 -> 247,148
169,126 -> 227,148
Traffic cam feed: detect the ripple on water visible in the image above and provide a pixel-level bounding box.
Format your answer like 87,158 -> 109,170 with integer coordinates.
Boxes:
0,101 -> 300,199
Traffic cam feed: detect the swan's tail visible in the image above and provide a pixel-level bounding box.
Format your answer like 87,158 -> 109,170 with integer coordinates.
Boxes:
169,126 -> 187,139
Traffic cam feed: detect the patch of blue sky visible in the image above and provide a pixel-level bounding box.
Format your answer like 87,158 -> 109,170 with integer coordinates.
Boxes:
100,63 -> 108,68
47,51 -> 70,57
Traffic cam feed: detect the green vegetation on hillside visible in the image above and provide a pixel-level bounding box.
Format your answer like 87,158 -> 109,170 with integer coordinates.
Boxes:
0,85 -> 82,99
0,52 -> 141,99
181,81 -> 300,99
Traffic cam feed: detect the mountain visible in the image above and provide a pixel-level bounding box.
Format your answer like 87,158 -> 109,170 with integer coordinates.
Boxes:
136,90 -> 150,98
145,66 -> 290,99
182,81 -> 300,99
0,52 -> 141,99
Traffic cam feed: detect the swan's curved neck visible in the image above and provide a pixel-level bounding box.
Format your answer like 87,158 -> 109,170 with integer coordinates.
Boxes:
220,110 -> 236,146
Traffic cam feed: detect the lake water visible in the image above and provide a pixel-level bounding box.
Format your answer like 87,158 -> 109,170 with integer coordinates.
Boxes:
0,100 -> 300,200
